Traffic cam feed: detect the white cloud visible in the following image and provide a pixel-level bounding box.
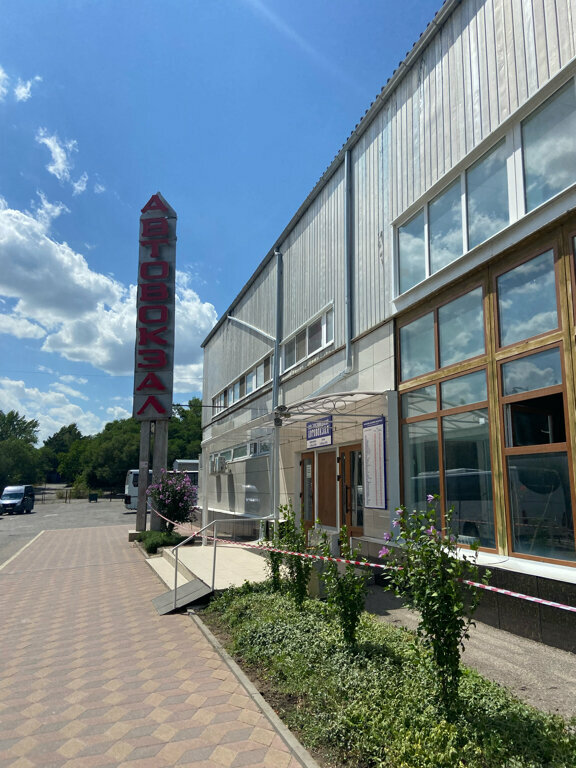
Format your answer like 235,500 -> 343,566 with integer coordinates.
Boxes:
0,313 -> 46,339
60,374 -> 88,385
0,197 -> 123,328
35,128 -> 77,182
50,382 -> 88,401
106,405 -> 131,421
35,129 -> 89,195
0,198 -> 218,380
72,171 -> 88,196
14,76 -> 42,102
0,66 -> 9,101
0,377 -> 105,442
94,183 -> 106,194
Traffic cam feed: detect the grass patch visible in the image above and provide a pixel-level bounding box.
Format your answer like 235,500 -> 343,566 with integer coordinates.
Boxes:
202,583 -> 576,768
136,530 -> 186,554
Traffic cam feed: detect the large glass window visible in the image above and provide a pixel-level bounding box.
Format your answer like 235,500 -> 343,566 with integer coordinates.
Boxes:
403,419 -> 439,512
507,453 -> 575,561
467,140 -> 509,248
523,81 -> 576,212
441,370 -> 487,409
398,210 -> 426,294
401,385 -> 436,418
399,313 -> 435,380
438,288 -> 484,366
501,347 -> 562,396
497,250 -> 557,347
443,409 -> 494,547
429,180 -> 463,273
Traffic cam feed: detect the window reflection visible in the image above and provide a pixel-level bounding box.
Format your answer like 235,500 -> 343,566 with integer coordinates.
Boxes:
501,347 -> 562,395
401,385 -> 437,419
403,419 -> 439,512
441,370 -> 487,408
429,180 -> 462,273
497,250 -> 557,347
443,409 -> 495,547
399,313 -> 435,380
467,140 -> 509,248
438,288 -> 484,367
523,81 -> 576,212
398,210 -> 425,293
508,453 -> 575,561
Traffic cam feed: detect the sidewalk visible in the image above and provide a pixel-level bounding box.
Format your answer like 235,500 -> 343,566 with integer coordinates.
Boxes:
0,525 -> 319,768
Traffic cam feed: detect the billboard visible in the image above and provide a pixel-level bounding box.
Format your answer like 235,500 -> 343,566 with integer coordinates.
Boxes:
133,193 -> 176,420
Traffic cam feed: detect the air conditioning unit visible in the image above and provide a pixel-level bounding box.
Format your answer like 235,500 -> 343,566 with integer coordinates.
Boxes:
209,456 -> 228,474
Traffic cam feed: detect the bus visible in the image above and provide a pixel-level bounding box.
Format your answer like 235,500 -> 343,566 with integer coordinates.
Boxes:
124,460 -> 199,510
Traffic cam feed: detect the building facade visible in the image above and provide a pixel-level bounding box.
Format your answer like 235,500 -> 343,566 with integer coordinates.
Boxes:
200,0 -> 576,635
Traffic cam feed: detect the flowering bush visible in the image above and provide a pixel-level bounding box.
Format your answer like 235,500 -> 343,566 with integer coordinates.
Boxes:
380,495 -> 490,718
146,470 -> 198,531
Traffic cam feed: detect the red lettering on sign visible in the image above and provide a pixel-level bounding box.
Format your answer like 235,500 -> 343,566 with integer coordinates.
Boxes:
141,218 -> 169,239
140,261 -> 169,281
137,349 -> 168,369
136,372 -> 167,391
141,194 -> 169,214
136,395 -> 167,415
138,305 -> 168,324
140,283 -> 169,301
139,239 -> 169,258
138,326 -> 168,346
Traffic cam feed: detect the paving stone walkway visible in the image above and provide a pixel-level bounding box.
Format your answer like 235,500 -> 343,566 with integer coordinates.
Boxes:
0,525 -> 315,767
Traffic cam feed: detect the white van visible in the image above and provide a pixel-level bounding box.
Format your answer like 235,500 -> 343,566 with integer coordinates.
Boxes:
1,485 -> 35,514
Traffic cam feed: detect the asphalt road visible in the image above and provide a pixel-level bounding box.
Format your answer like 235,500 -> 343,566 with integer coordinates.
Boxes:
0,497 -> 135,566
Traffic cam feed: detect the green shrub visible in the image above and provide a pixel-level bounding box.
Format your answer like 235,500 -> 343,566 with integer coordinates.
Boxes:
319,526 -> 370,645
203,589 -> 576,768
380,496 -> 490,718
136,530 -> 186,554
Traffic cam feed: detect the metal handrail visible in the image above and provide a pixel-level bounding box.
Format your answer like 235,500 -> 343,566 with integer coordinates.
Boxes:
170,514 -> 274,610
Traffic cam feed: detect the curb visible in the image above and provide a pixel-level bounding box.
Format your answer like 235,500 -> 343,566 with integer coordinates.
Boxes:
188,609 -> 322,768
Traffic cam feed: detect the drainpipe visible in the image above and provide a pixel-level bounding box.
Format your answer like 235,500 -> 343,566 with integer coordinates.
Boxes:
311,148 -> 354,397
272,248 -> 283,533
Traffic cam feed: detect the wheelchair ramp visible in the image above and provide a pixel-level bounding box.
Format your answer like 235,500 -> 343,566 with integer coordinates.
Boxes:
153,577 -> 213,615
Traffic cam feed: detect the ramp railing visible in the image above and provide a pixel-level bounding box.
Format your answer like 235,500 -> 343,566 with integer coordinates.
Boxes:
170,515 -> 273,611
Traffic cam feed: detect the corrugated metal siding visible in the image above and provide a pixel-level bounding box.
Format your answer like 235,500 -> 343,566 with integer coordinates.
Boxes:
352,111 -> 386,333
281,165 -> 345,342
204,0 -> 576,399
202,259 -> 277,408
386,0 -> 576,222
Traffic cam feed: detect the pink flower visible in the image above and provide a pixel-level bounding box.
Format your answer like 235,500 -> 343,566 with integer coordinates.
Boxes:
382,532 -> 392,542
379,546 -> 390,558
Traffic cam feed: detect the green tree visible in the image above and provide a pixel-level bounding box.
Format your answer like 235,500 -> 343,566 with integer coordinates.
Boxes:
0,439 -> 42,489
168,398 -> 202,465
0,410 -> 39,445
80,419 -> 140,489
42,424 -> 83,480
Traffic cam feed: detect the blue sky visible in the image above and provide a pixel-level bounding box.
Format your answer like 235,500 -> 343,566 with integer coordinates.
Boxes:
0,0 -> 441,443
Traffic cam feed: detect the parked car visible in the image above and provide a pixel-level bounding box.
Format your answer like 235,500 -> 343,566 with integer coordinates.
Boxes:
0,485 -> 35,514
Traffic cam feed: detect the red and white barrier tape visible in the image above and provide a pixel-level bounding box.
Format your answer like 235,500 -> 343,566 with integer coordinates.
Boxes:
150,508 -> 576,614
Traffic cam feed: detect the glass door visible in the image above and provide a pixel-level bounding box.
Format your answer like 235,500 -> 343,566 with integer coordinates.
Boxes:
339,444 -> 364,537
300,452 -> 315,536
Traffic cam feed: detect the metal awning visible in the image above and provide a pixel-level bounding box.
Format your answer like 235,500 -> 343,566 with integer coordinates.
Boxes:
273,391 -> 386,426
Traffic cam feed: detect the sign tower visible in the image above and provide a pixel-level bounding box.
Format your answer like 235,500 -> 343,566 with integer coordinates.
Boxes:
133,193 -> 177,531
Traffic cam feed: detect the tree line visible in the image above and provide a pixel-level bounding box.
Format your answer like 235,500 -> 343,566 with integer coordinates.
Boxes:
0,399 -> 202,492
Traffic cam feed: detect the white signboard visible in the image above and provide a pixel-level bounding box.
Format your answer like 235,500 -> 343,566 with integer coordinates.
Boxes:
362,417 -> 387,509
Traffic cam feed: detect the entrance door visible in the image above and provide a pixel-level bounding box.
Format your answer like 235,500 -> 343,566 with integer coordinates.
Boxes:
317,451 -> 337,527
300,452 -> 315,535
339,444 -> 364,537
